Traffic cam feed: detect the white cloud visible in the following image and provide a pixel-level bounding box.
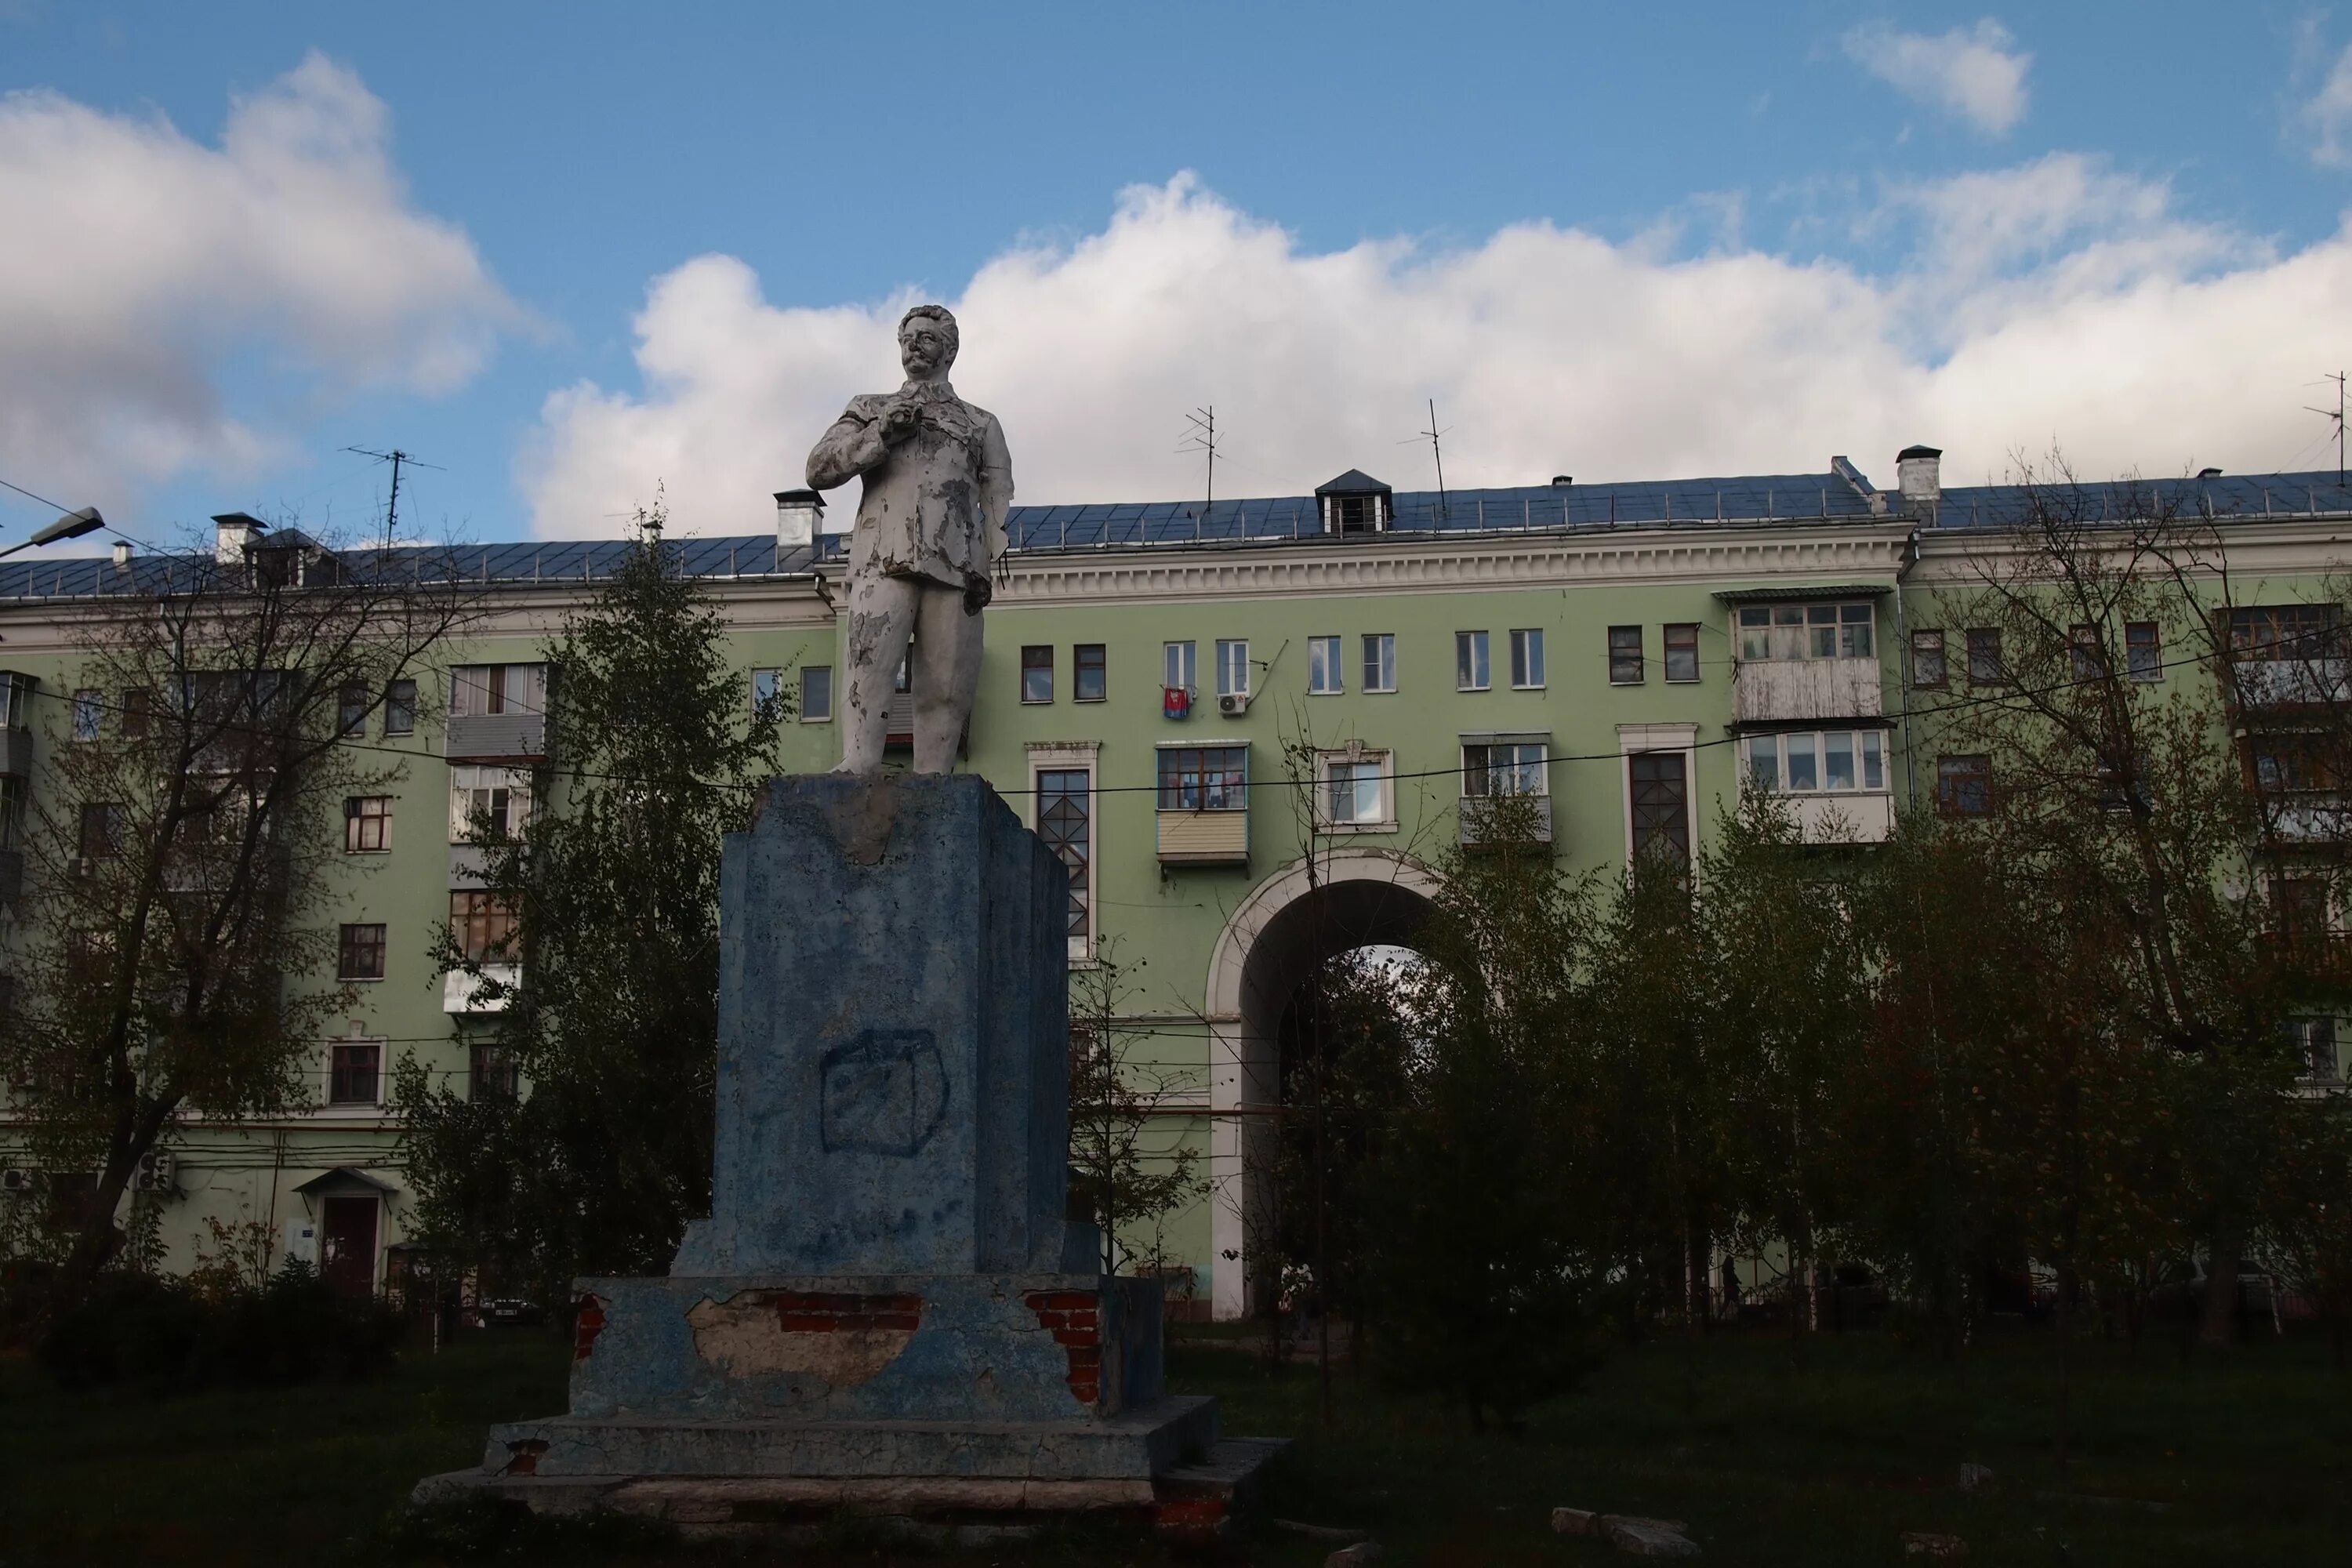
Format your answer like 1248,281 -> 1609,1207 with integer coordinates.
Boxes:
521,167 -> 2347,536
2300,40 -> 2352,168
0,54 -> 517,515
1843,19 -> 2031,135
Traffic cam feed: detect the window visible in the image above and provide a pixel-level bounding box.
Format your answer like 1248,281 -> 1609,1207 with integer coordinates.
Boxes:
1608,626 -> 1643,684
383,679 -> 416,736
1628,752 -> 1691,866
1074,644 -> 1106,703
449,890 -> 518,964
1736,602 -> 1876,661
2272,877 -> 2331,948
328,1042 -> 381,1106
449,663 -> 546,717
2125,622 -> 2161,682
76,802 -> 121,861
470,1043 -> 520,1102
2230,604 -> 2342,662
1020,645 -> 1054,703
1664,624 -> 1700,684
1965,629 -> 2004,685
800,665 -> 833,722
71,689 -> 100,741
1036,769 -> 1092,960
343,795 -> 392,853
0,672 -> 32,731
1455,631 -> 1490,691
1911,630 -> 1947,689
448,765 -> 532,842
1363,633 -> 1396,693
1936,753 -> 1991,816
1308,636 -> 1343,695
120,688 -> 153,739
2252,735 -> 2338,793
1164,641 -> 1196,693
750,668 -> 782,717
2290,1017 -> 2340,1082
0,777 -> 24,852
338,923 -> 387,981
1462,742 -> 1546,798
1326,492 -> 1387,534
2069,626 -> 2104,683
338,681 -> 368,737
1215,640 -> 1250,699
1743,731 -> 1885,793
1320,750 -> 1392,828
1510,629 -> 1547,689
1157,746 -> 1247,810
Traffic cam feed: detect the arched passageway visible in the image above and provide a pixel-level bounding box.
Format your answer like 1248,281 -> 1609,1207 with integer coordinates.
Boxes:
1203,848 -> 1441,1319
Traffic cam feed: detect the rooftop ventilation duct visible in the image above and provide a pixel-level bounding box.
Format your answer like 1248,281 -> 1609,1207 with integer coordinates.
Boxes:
774,489 -> 825,548
212,511 -> 266,564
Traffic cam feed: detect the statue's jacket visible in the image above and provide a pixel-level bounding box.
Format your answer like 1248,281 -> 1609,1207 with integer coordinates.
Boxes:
807,380 -> 1014,606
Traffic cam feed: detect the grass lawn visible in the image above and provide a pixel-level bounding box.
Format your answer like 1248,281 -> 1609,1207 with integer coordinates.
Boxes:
1,1322 -> 2346,1565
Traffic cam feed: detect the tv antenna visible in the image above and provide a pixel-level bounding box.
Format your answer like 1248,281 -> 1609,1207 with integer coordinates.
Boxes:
344,447 -> 441,536
2306,372 -> 2347,486
1419,400 -> 1450,524
1179,407 -> 1219,524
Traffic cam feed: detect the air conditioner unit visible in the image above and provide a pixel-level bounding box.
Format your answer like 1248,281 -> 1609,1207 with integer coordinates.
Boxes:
1,1168 -> 33,1195
1218,692 -> 1250,718
134,1151 -> 174,1193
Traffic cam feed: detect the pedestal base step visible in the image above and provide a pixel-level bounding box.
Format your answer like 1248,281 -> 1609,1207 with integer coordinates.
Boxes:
411,1435 -> 1290,1541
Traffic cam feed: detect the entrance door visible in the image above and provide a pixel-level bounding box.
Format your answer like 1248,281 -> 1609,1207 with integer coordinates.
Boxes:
320,1194 -> 379,1299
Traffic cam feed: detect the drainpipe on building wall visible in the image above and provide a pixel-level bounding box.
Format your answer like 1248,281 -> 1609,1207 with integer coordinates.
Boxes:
1894,527 -> 1922,813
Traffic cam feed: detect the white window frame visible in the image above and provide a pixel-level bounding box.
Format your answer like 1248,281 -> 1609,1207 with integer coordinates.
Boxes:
1027,742 -> 1101,965
1509,628 -> 1546,690
1164,640 -> 1196,693
1738,729 -> 1889,797
449,662 -> 548,717
1735,602 -> 1876,663
750,667 -> 782,716
1461,739 -> 1548,798
1307,636 -> 1343,695
1617,724 -> 1697,871
321,1030 -> 388,1115
448,764 -> 533,843
1455,630 -> 1490,691
71,688 -> 101,741
1215,639 -> 1250,699
1315,743 -> 1396,833
1363,633 -> 1396,693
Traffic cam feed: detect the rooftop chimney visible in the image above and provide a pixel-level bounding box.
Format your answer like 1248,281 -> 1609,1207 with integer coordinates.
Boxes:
212,510 -> 266,564
1550,474 -> 1573,488
775,488 -> 824,548
2198,466 -> 2223,479
111,540 -> 132,572
1896,445 -> 1943,514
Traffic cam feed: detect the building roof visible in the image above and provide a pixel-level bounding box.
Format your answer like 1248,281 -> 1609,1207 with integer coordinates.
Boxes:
7,463 -> 2350,602
1314,468 -> 1391,495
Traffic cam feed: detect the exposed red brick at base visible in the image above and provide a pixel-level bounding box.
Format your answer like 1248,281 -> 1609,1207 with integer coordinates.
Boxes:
768,1290 -> 924,1334
502,1439 -> 550,1477
572,1294 -> 606,1361
1024,1289 -> 1103,1406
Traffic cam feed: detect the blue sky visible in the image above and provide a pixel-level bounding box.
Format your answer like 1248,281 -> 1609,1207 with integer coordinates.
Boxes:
3,2 -> 2350,547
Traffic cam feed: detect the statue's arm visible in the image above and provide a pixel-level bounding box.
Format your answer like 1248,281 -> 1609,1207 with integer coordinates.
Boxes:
806,404 -> 888,491
980,413 -> 1015,560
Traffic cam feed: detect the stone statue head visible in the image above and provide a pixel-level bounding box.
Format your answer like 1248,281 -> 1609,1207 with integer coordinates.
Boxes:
897,304 -> 958,382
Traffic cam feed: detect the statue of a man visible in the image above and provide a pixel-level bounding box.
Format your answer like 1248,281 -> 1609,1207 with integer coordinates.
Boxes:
806,304 -> 1014,775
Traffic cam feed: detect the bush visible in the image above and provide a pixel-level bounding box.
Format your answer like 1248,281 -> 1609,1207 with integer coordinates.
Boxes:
35,1258 -> 405,1392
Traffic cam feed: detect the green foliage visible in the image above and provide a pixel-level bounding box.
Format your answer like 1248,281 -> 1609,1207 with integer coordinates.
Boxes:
394,506 -> 786,1303
1067,942 -> 1208,1275
34,1257 -> 404,1392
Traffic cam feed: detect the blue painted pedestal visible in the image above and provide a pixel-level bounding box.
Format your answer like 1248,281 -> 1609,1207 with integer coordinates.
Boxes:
417,777 -> 1275,1535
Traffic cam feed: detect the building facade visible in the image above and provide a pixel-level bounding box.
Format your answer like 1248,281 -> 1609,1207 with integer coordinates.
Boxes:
5,453 -> 2349,1317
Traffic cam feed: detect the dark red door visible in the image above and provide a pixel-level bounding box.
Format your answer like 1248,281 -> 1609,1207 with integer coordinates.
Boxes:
320,1194 -> 379,1299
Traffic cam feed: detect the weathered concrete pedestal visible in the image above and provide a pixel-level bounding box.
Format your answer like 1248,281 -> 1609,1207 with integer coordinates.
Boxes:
416,776 -> 1279,1537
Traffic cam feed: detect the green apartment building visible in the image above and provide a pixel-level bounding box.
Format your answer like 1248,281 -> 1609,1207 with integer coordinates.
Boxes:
5,451 -> 2350,1317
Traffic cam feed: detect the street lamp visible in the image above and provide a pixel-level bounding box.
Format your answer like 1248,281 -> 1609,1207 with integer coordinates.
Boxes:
0,506 -> 104,561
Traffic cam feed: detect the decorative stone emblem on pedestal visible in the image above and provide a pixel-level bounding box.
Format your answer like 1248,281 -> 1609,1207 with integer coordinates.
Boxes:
416,775 -> 1281,1535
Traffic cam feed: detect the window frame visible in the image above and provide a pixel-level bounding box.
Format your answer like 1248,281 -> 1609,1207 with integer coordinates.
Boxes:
1663,623 -> 1700,684
343,794 -> 392,854
800,664 -> 834,722
1032,753 -> 1097,963
1509,628 -> 1547,690
1607,626 -> 1643,685
337,922 -> 387,982
448,889 -> 519,964
470,1043 -> 520,1103
1362,633 -> 1396,693
1740,729 -> 1887,795
71,688 -> 101,742
1454,630 -> 1490,691
1163,640 -> 1196,693
1316,747 -> 1396,832
1156,746 -> 1249,811
449,662 -> 547,718
382,678 -> 417,736
1910,629 -> 1947,689
750,667 -> 782,717
1461,740 -> 1548,799
448,764 -> 532,844
1020,645 -> 1054,704
1737,601 -> 1878,662
2125,621 -> 2161,682
1936,753 -> 1993,816
1073,644 -> 1107,704
1307,635 -> 1344,695
1215,639 -> 1250,699
327,1041 -> 383,1107
337,681 -> 369,738
1965,629 -> 2005,687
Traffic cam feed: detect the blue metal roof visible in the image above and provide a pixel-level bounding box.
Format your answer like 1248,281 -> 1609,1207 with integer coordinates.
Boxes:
7,465 -> 2349,602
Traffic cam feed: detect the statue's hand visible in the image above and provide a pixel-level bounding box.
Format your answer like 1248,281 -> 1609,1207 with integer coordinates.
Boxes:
878,398 -> 923,444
